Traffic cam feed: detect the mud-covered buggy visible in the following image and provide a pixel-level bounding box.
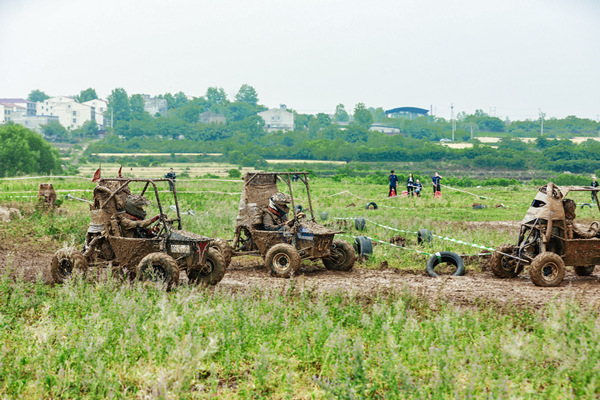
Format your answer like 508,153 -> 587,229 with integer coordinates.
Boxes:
231,172 -> 356,277
491,182 -> 600,287
51,178 -> 230,288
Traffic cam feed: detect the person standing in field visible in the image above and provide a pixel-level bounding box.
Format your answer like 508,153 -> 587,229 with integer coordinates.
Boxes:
165,168 -> 176,192
591,176 -> 599,202
432,171 -> 442,195
388,170 -> 398,197
407,173 -> 415,197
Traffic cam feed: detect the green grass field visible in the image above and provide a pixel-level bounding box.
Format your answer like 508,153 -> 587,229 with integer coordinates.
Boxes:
1,176 -> 600,398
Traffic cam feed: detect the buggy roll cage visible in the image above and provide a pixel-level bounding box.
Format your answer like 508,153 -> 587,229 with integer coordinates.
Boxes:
97,178 -> 182,232
244,171 -> 315,223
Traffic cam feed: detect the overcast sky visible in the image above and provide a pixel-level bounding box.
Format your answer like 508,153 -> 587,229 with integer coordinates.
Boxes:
1,0 -> 599,121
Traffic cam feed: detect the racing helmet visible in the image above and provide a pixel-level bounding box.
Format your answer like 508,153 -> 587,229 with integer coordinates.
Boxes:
269,192 -> 291,213
124,194 -> 150,219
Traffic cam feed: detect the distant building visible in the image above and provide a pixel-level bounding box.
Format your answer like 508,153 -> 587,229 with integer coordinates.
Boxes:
142,94 -> 168,115
10,115 -> 60,134
0,98 -> 36,121
36,96 -> 107,130
258,105 -> 295,132
369,124 -> 401,135
199,111 -> 226,124
385,107 -> 429,120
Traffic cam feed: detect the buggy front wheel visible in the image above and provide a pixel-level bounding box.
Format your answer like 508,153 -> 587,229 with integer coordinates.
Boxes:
188,247 -> 226,286
323,240 -> 356,271
51,247 -> 88,283
529,252 -> 565,287
490,244 -> 523,278
136,252 -> 180,290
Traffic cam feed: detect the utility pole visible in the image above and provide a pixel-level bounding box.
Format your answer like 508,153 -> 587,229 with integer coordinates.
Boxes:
451,103 -> 455,141
539,109 -> 545,135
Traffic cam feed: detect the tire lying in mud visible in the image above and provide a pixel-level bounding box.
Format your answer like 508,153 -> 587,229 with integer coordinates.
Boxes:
211,238 -> 232,268
265,243 -> 301,278
188,247 -> 226,286
355,217 -> 366,231
353,236 -> 373,259
323,240 -> 356,271
529,252 -> 565,287
365,202 -> 378,210
417,229 -> 432,245
136,252 -> 180,290
574,265 -> 595,276
51,247 -> 88,284
426,251 -> 465,277
490,244 -> 524,278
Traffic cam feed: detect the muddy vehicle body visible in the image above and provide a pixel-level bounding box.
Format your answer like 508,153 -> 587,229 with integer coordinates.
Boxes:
491,182 -> 600,286
51,177 -> 228,288
232,172 -> 356,277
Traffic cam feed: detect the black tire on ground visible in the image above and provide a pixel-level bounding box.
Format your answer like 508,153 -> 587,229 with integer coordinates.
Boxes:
529,252 -> 565,287
320,211 -> 328,221
323,240 -> 356,271
365,202 -> 378,210
417,229 -> 432,245
294,205 -> 303,214
490,244 -> 524,278
426,251 -> 465,277
211,238 -> 232,268
353,236 -> 373,258
355,217 -> 366,231
188,247 -> 226,286
574,265 -> 595,276
581,203 -> 592,209
265,243 -> 301,278
51,247 -> 88,284
136,252 -> 180,290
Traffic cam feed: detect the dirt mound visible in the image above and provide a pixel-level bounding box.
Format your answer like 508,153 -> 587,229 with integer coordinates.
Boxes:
0,207 -> 22,223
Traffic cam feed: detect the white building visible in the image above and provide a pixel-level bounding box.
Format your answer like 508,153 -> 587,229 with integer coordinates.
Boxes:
369,124 -> 401,135
36,96 -> 107,130
258,105 -> 295,132
0,98 -> 36,123
142,94 -> 168,115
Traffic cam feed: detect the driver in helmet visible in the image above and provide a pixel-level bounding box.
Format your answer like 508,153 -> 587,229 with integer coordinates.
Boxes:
263,192 -> 304,231
118,194 -> 165,238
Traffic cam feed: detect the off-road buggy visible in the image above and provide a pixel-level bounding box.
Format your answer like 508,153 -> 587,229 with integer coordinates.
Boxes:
491,182 -> 600,287
51,177 -> 229,288
231,171 -> 356,278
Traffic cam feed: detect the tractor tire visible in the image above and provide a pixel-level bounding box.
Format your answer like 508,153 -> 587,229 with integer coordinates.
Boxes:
365,202 -> 378,210
136,252 -> 180,290
574,265 -> 595,276
188,247 -> 226,286
51,247 -> 88,284
354,217 -> 366,231
353,236 -> 373,258
417,229 -> 432,245
323,240 -> 356,271
211,238 -> 232,268
426,251 -> 465,277
490,244 -> 524,278
265,243 -> 301,278
529,252 -> 565,287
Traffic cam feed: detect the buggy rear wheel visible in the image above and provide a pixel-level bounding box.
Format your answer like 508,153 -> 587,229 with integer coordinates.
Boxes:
51,247 -> 88,284
490,244 -> 524,278
136,252 -> 179,290
529,252 -> 565,287
188,247 -> 226,286
265,243 -> 301,278
574,265 -> 595,276
323,240 -> 356,271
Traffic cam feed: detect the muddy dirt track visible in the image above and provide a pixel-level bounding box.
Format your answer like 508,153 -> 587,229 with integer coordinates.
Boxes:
3,249 -> 600,309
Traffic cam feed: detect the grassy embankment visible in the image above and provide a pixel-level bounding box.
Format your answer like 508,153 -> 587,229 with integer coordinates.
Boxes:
1,177 -> 600,398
